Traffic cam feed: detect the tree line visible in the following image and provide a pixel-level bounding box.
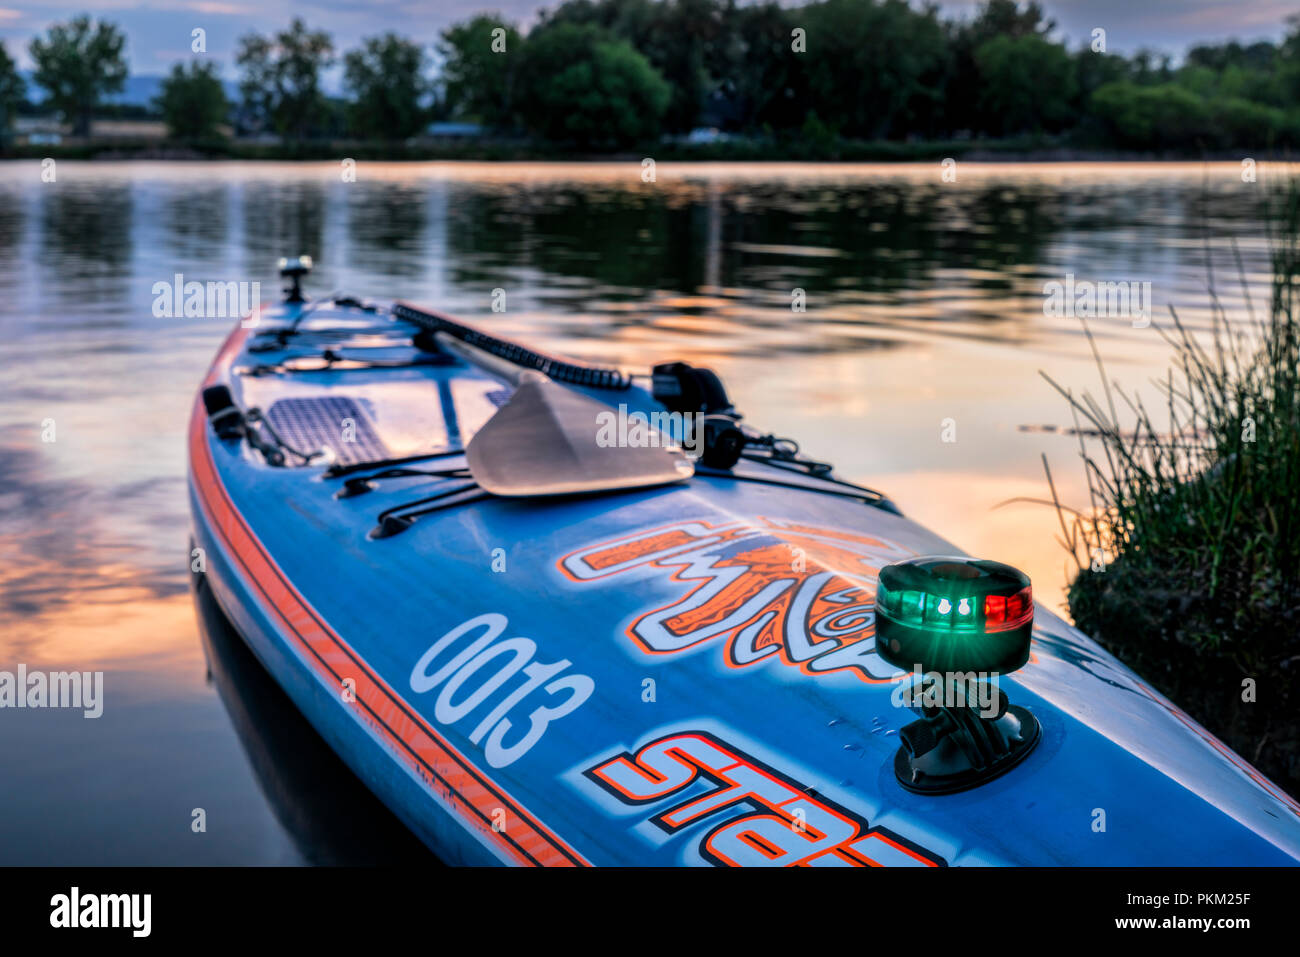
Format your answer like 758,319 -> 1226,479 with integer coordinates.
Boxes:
2,1 -> 1298,152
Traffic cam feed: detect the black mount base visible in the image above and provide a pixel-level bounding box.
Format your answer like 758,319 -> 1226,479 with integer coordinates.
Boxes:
893,681 -> 1041,795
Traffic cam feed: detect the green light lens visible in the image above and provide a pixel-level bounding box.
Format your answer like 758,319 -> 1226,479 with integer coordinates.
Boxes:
900,589 -> 925,624
876,582 -> 982,633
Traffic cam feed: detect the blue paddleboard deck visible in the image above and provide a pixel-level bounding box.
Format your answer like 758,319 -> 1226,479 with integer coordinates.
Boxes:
188,299 -> 1300,866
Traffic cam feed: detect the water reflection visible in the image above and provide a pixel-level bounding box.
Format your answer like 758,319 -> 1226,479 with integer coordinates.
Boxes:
37,180 -> 134,311
161,181 -> 230,262
194,577 -> 438,865
346,183 -> 430,277
241,179 -> 328,275
39,180 -> 133,271
0,184 -> 21,292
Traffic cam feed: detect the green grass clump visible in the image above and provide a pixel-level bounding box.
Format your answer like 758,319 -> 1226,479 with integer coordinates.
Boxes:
1045,177 -> 1300,797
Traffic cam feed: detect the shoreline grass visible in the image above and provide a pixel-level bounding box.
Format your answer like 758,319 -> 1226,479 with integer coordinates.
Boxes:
1045,176 -> 1300,796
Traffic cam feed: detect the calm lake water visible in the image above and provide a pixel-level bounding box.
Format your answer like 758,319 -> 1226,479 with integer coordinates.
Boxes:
0,160 -> 1283,863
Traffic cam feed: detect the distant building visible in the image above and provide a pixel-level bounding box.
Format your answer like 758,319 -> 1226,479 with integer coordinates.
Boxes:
12,115 -> 63,146
684,127 -> 733,145
89,119 -> 168,141
9,115 -> 168,145
424,122 -> 485,139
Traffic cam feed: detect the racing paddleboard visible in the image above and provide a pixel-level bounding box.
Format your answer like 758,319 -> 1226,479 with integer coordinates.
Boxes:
188,260 -> 1300,866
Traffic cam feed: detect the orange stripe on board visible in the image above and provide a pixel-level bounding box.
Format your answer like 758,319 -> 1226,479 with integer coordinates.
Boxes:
190,322 -> 588,866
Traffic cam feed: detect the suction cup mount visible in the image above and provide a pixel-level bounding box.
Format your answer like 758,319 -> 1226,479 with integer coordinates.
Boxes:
874,556 -> 1041,794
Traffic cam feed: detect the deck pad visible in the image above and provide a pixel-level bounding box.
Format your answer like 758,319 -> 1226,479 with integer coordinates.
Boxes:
265,396 -> 389,465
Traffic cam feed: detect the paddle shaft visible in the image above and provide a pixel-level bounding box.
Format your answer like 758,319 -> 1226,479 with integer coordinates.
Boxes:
434,332 -> 534,387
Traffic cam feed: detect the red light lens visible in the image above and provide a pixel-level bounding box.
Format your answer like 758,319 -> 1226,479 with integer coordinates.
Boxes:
984,587 -> 1032,632
983,594 -> 1007,625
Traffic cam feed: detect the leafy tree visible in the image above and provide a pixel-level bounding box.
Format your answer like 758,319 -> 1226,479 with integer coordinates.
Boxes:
1091,82 -> 1208,150
799,110 -> 837,154
965,0 -> 1054,41
28,16 -> 128,136
941,0 -> 1054,135
1278,15 -> 1300,104
637,0 -> 727,133
1072,47 -> 1130,103
438,14 -> 520,129
1169,35 -> 1287,118
156,60 -> 229,140
974,34 -> 1077,134
0,42 -> 25,136
516,23 -> 670,147
236,17 -> 333,140
234,31 -> 276,134
1185,39 -> 1276,76
719,1 -> 808,132
1127,48 -> 1174,85
344,33 -> 430,140
802,0 -> 950,140
535,0 -> 731,133
1174,64 -> 1219,98
1206,96 -> 1287,150
1216,62 -> 1281,107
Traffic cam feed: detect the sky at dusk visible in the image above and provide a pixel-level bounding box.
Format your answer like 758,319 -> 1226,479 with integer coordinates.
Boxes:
0,0 -> 1295,79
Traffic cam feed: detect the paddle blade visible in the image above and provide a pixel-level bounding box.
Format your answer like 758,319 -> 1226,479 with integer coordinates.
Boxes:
466,375 -> 694,497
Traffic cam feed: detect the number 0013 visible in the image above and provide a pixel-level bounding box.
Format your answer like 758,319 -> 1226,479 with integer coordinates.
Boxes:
410,614 -> 594,768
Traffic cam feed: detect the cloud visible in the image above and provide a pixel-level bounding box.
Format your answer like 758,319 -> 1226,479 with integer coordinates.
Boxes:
187,1 -> 254,14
